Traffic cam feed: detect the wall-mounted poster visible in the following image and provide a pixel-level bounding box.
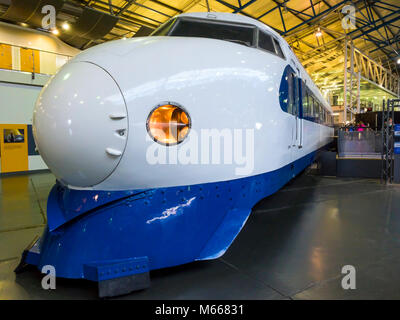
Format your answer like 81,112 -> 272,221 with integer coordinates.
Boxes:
3,128 -> 24,143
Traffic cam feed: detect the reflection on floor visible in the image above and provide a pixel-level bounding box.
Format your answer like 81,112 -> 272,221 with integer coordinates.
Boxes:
1,171 -> 400,299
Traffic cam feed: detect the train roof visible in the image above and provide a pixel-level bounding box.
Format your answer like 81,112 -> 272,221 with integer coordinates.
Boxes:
175,12 -> 332,113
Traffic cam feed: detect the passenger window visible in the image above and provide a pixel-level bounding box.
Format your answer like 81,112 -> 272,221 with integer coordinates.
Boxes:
313,99 -> 317,119
302,91 -> 306,116
302,87 -> 330,125
302,82 -> 307,117
258,31 -> 275,54
309,95 -> 314,118
273,38 -> 285,59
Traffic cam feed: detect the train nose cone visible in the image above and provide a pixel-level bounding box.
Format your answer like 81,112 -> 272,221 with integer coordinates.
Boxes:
33,62 -> 128,187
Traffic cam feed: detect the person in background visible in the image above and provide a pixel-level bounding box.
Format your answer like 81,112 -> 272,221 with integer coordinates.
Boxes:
357,121 -> 366,132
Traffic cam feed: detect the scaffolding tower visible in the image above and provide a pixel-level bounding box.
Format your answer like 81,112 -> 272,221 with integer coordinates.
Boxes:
343,39 -> 400,124
343,38 -> 361,123
381,99 -> 399,184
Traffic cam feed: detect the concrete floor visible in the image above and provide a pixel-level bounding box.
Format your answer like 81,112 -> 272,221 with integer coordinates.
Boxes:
1,171 -> 400,299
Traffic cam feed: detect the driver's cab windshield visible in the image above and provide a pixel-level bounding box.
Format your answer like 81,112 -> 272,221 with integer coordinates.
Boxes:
150,17 -> 256,48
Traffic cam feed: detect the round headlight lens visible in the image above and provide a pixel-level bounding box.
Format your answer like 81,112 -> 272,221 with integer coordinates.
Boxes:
147,103 -> 191,145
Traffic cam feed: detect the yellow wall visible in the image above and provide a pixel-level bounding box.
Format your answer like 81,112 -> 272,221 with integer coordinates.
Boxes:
0,43 -> 12,70
20,48 -> 40,73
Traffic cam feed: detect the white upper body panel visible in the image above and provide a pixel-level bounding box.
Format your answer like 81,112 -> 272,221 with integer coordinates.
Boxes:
33,12 -> 333,190
33,61 -> 128,187
71,36 -> 290,190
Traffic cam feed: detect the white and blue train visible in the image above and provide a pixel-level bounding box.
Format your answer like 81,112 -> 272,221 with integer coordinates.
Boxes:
17,12 -> 333,295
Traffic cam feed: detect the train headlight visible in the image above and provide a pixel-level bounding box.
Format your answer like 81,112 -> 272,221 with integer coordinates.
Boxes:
147,103 -> 191,145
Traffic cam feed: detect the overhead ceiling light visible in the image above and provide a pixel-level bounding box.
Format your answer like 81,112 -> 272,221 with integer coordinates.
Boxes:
51,28 -> 59,35
62,22 -> 70,31
315,27 -> 323,37
397,57 -> 400,64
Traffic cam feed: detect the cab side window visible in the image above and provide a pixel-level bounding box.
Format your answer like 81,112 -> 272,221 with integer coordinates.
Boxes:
273,38 -> 285,59
258,31 -> 276,54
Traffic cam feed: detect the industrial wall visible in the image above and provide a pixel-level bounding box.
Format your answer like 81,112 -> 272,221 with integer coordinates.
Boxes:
0,22 -> 79,174
0,21 -> 79,74
0,70 -> 49,173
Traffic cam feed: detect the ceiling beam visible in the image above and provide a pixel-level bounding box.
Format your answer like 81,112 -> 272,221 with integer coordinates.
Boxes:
117,0 -> 135,17
107,0 -> 113,15
149,0 -> 182,13
214,0 -> 255,18
233,0 -> 258,13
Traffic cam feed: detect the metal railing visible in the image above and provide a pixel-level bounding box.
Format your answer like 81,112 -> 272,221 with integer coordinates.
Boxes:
0,41 -> 73,76
338,129 -> 382,158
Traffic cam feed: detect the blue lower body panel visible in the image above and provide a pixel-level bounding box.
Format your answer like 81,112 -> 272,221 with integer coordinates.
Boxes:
23,151 -> 317,280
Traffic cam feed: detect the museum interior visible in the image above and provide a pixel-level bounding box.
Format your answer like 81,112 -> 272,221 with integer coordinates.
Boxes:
0,0 -> 400,300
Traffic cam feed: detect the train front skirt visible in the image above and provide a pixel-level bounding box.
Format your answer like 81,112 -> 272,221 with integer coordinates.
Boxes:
15,151 -> 316,297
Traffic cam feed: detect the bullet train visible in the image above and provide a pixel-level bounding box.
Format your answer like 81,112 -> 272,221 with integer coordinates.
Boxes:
18,12 -> 333,295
